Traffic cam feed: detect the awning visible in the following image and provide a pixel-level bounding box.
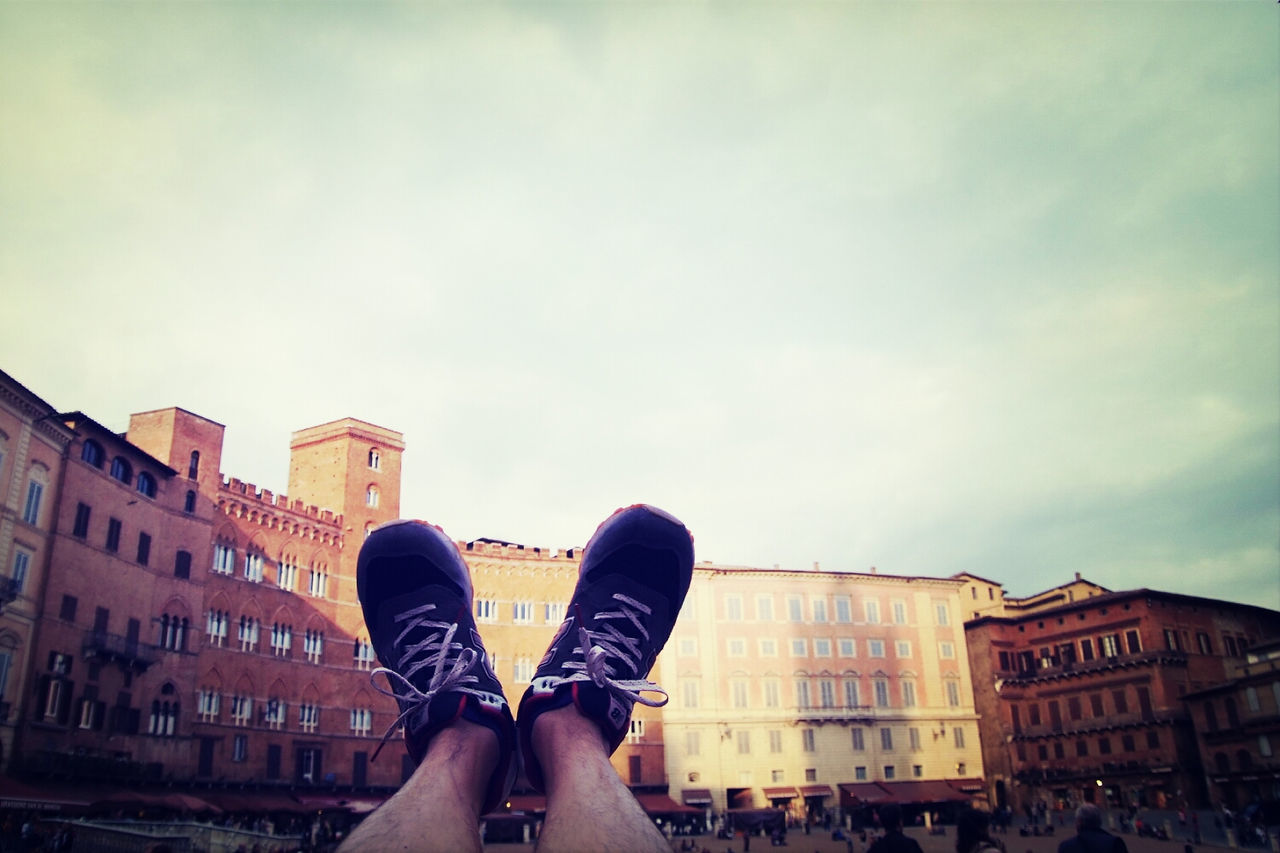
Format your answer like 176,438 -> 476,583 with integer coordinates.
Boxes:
204,791 -> 308,813
876,780 -> 969,803
635,792 -> 702,815
838,782 -> 893,804
800,784 -> 834,798
294,793 -> 387,814
0,778 -> 92,812
683,788 -> 713,806
503,794 -> 547,813
763,786 -> 798,800
948,778 -> 985,794
731,788 -> 754,804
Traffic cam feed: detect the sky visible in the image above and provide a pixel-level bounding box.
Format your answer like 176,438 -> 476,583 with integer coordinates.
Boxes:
1,2 -> 1276,609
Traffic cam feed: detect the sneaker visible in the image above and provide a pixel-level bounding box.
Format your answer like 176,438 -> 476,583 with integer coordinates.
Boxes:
517,504 -> 694,791
357,519 -> 517,815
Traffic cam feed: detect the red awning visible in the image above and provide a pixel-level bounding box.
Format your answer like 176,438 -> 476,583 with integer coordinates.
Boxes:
762,786 -> 798,800
876,780 -> 969,803
731,788 -> 754,804
634,792 -> 702,815
0,778 -> 92,812
838,782 -> 892,804
800,784 -> 834,798
682,788 -> 713,806
499,794 -> 547,814
948,778 -> 986,794
295,793 -> 387,814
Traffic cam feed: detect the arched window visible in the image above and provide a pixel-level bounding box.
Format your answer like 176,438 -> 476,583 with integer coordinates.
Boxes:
81,440 -> 105,468
184,491 -> 196,513
136,471 -> 157,499
110,457 -> 132,484
368,448 -> 381,470
188,450 -> 200,479
366,486 -> 379,508
149,683 -> 179,736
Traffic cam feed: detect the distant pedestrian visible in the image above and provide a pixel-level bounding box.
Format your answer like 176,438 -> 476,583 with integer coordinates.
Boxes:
1058,805 -> 1128,853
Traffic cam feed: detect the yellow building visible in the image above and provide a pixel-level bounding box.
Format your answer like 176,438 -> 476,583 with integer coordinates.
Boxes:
658,566 -> 985,821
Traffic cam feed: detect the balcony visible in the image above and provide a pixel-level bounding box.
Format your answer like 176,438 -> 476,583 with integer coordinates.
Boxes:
1001,650 -> 1188,686
82,630 -> 159,672
794,704 -> 880,725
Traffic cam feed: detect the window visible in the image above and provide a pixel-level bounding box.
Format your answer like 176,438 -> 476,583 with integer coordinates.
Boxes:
158,614 -> 188,651
939,642 -> 955,659
880,727 -> 893,750
22,478 -> 43,525
545,602 -> 566,624
681,680 -> 700,709
812,598 -> 827,623
725,595 -> 743,621
475,599 -> 497,622
366,486 -> 379,508
787,596 -> 803,622
1246,687 -> 1261,712
197,689 -> 220,722
206,609 -> 229,646
188,450 -> 200,479
913,764 -> 923,778
243,551 -> 264,582
136,472 -> 157,499
868,639 -> 885,657
678,637 -> 697,656
304,629 -> 324,664
802,729 -> 816,752
82,440 -> 105,468
855,766 -> 867,780
732,680 -> 749,708
1080,637 -> 1095,661
73,503 -> 92,538
60,594 -> 77,621
1196,632 -> 1213,654
686,731 -> 701,756
934,602 -> 950,626
884,765 -> 896,780
1098,737 -> 1111,755
232,734 -> 248,761
953,727 -> 965,748
512,601 -> 533,624
368,448 -> 381,470
175,550 -> 191,580
351,708 -> 373,735
148,696 -> 179,737
795,680 -> 811,709
757,595 -> 774,621
308,566 -> 329,598
1090,693 -> 1104,716
945,679 -> 961,707
909,727 -> 921,751
514,656 -> 535,682
873,678 -> 890,707
212,542 -> 234,575
736,730 -> 750,754
1126,629 -> 1142,653
1100,634 -> 1121,658
136,532 -> 151,566
237,616 -> 260,652
892,600 -> 907,624
728,638 -> 747,657
819,679 -> 836,708
230,695 -> 253,726
270,623 -> 293,657
110,457 -> 132,484
895,640 -> 912,658
627,719 -> 645,742
771,769 -> 785,783
759,638 -> 777,656
1112,689 -> 1128,714
278,555 -> 299,591
834,597 -> 851,623
770,730 -> 783,753
814,639 -> 832,657
839,638 -> 856,657
1260,735 -> 1273,758
299,703 -> 320,733
264,698 -> 286,730
901,681 -> 916,707
10,549 -> 30,594
354,638 -> 376,670
1121,734 -> 1135,753
852,728 -> 865,751
762,680 -> 780,708
184,490 -> 196,513
790,638 -> 807,657
865,600 -> 880,624
844,679 -> 861,709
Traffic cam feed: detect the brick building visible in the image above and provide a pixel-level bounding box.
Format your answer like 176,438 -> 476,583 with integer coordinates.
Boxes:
965,583 -> 1280,816
1184,638 -> 1280,812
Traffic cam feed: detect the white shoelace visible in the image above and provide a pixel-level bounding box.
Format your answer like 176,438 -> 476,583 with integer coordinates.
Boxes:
369,602 -> 486,760
550,593 -> 671,709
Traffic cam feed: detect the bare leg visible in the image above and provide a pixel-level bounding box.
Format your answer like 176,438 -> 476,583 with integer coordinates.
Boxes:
533,705 -> 669,853
339,719 -> 497,853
